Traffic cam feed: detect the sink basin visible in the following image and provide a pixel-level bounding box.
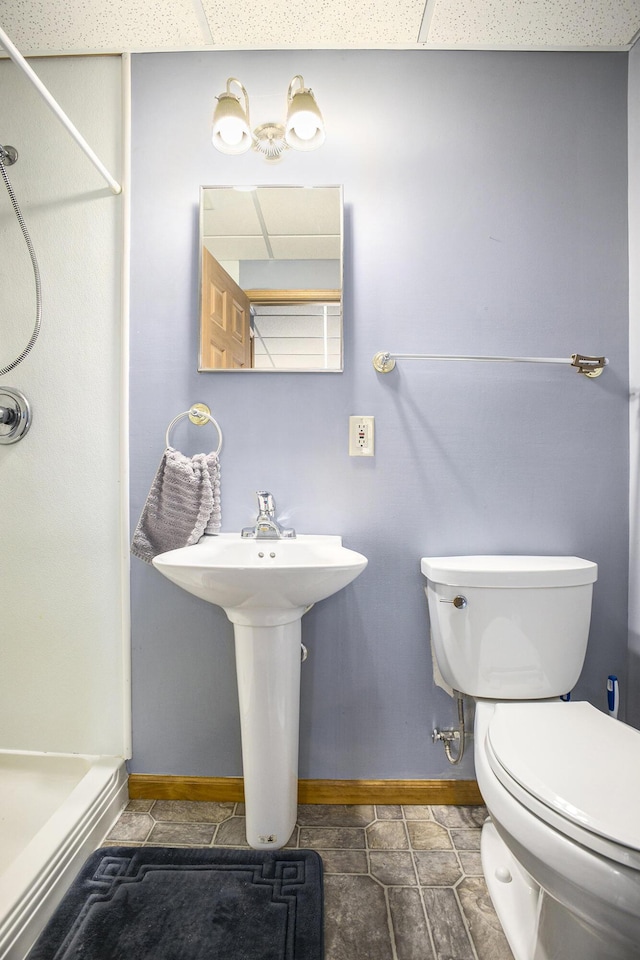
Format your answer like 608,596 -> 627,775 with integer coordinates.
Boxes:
153,533 -> 367,624
152,532 -> 367,851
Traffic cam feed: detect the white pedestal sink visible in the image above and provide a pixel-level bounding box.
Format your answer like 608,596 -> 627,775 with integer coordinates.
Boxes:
153,534 -> 367,849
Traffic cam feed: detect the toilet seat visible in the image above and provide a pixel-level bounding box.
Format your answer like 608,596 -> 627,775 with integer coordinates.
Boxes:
484,700 -> 640,869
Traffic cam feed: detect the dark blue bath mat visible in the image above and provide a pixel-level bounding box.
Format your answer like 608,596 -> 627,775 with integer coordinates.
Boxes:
27,846 -> 324,960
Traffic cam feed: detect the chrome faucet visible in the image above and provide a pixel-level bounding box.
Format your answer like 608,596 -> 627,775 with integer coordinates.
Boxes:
241,491 -> 296,540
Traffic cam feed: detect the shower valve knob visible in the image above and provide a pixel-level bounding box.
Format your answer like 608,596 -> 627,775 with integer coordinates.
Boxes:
0,388 -> 31,444
0,406 -> 16,425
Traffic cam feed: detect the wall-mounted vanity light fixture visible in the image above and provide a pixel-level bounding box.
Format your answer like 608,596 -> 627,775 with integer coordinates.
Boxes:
212,76 -> 325,162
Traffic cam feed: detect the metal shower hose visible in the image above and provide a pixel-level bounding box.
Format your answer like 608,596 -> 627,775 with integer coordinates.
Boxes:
0,146 -> 42,375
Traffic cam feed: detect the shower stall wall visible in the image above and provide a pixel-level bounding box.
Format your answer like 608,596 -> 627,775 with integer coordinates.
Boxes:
0,52 -> 130,959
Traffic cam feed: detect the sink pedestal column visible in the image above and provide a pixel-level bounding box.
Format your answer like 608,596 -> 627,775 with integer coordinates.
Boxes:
232,616 -> 302,850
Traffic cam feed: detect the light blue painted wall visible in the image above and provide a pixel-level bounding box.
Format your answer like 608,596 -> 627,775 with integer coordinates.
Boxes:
130,50 -> 629,779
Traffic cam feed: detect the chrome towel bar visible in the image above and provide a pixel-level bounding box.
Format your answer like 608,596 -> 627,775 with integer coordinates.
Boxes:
372,351 -> 607,378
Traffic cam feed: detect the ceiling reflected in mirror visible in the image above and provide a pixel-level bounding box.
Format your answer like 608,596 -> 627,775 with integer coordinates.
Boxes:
199,185 -> 343,372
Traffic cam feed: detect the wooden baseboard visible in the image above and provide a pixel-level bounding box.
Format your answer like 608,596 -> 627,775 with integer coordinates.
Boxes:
128,775 -> 483,806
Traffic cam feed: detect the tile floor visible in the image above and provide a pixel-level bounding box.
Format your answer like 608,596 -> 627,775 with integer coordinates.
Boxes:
106,800 -> 514,960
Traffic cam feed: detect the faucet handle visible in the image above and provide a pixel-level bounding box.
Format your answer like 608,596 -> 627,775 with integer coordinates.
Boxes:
241,490 -> 295,539
256,491 -> 275,517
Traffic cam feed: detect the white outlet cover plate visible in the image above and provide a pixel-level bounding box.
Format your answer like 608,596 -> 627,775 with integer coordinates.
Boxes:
349,416 -> 375,456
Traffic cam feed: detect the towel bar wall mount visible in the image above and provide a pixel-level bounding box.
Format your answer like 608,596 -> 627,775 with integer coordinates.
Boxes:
165,403 -> 223,454
372,351 -> 608,378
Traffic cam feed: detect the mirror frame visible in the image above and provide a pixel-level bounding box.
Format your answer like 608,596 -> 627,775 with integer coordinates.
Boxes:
198,185 -> 344,373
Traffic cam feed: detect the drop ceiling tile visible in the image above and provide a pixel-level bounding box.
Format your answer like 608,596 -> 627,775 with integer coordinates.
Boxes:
258,187 -> 341,236
200,0 -> 427,47
0,0 -> 210,53
270,235 -> 342,259
422,0 -> 640,48
202,192 -> 263,237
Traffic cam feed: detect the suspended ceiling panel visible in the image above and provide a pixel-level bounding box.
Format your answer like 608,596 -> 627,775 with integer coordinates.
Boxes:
1,0 -> 639,54
421,0 -> 640,48
200,0 -> 426,47
258,187 -> 341,236
0,0 -> 212,53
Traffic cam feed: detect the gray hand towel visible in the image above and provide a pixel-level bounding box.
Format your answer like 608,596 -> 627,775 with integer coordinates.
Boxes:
131,447 -> 222,564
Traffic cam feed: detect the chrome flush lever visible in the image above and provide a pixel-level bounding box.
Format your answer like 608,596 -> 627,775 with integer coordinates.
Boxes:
439,595 -> 468,609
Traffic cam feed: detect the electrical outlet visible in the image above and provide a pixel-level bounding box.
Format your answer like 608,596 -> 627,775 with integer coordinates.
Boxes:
349,416 -> 375,456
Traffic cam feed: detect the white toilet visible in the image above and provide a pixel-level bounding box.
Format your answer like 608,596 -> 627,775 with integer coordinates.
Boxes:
421,555 -> 640,960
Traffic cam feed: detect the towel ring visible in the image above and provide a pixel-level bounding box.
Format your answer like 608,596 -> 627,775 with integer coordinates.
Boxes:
165,403 -> 223,454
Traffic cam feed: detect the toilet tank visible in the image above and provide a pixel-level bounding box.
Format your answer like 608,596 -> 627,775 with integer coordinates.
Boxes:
421,556 -> 597,699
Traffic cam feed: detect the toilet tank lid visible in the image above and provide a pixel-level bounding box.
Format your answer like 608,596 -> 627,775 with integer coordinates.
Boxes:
420,555 -> 597,587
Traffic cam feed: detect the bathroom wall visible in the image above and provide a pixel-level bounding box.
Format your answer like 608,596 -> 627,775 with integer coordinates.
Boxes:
130,50 -> 629,779
0,56 -> 128,756
629,41 -> 640,728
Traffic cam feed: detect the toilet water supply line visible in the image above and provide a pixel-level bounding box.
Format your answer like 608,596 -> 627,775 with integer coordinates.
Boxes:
432,692 -> 466,764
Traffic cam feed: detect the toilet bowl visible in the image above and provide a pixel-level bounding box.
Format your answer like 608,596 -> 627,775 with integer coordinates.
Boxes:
421,555 -> 640,960
476,699 -> 640,960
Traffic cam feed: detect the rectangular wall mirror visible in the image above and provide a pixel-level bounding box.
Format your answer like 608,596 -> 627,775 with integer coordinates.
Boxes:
199,185 -> 343,372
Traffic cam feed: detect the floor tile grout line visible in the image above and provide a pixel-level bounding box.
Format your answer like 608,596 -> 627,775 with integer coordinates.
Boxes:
452,880 -> 482,960
382,885 -> 400,960
370,809 -> 403,960
446,816 -> 483,960
404,804 -> 440,960
419,807 -> 486,960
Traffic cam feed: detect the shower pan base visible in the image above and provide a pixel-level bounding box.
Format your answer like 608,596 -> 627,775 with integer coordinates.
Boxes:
0,751 -> 127,960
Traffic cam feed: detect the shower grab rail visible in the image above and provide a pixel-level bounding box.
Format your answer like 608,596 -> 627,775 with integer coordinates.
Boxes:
165,403 -> 223,454
372,351 -> 608,378
0,26 -> 122,195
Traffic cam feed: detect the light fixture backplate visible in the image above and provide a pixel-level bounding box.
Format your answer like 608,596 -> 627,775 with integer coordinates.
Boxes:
252,122 -> 288,162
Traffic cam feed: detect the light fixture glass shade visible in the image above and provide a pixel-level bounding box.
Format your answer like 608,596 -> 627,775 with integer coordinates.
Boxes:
211,75 -> 325,159
212,81 -> 252,155
285,82 -> 325,152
